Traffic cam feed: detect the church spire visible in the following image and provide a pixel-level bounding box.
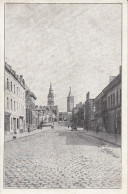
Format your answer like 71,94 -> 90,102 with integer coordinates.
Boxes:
67,86 -> 74,113
68,86 -> 73,97
50,82 -> 52,90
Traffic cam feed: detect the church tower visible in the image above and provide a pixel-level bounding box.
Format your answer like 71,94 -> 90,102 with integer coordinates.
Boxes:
48,83 -> 54,108
67,87 -> 74,113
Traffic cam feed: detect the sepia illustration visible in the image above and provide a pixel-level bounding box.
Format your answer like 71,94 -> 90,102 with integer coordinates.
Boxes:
4,3 -> 122,189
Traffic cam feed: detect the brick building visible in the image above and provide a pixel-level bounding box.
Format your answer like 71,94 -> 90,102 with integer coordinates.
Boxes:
5,62 -> 26,136
25,86 -> 37,131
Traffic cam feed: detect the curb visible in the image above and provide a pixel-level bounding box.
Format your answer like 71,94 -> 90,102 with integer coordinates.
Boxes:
4,129 -> 49,143
77,131 -> 121,147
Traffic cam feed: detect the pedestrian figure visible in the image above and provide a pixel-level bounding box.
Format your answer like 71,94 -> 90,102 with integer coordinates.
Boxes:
28,125 -> 30,133
96,124 -> 99,134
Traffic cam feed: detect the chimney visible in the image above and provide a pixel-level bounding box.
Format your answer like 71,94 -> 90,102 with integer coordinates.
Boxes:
22,79 -> 25,86
20,75 -> 23,79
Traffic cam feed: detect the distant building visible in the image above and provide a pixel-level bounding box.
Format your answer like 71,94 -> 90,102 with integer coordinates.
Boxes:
35,105 -> 53,126
51,105 -> 59,122
95,92 -> 103,130
47,83 -> 59,122
72,102 -> 84,126
67,87 -> 74,113
101,66 -> 121,133
25,86 -> 37,131
59,112 -> 68,121
5,62 -> 26,136
48,83 -> 54,108
84,92 -> 95,131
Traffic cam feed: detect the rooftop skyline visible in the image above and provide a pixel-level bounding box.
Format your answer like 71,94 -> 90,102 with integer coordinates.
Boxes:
5,4 -> 121,111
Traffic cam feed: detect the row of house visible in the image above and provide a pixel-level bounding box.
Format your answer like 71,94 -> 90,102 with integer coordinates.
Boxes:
5,62 -> 59,137
72,66 -> 121,134
5,62 -> 39,136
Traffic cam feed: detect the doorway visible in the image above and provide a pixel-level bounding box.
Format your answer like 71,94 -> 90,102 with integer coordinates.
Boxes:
13,118 -> 16,133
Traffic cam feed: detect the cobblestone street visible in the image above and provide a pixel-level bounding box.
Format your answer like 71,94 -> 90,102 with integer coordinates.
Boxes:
4,124 -> 121,189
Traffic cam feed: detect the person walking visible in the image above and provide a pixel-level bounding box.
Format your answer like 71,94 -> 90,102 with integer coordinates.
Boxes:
96,124 -> 99,134
28,124 -> 30,133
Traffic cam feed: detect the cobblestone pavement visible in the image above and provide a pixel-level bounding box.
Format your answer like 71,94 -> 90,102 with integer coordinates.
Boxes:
4,124 -> 121,189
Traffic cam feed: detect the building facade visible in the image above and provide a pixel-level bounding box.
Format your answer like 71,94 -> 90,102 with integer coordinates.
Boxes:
95,92 -> 104,131
25,86 -> 37,131
72,102 -> 84,127
67,87 -> 74,113
59,112 -> 68,121
101,67 -> 121,134
84,92 -> 95,131
51,105 -> 59,122
5,62 -> 26,135
35,105 -> 54,127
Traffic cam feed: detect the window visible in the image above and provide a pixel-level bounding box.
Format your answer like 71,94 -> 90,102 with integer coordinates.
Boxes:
7,97 -> 9,109
14,84 -> 15,93
111,95 -> 113,106
14,101 -> 15,111
17,87 -> 18,95
7,78 -> 9,89
107,97 -> 110,108
113,94 -> 115,106
17,118 -> 19,129
11,117 -> 13,130
116,91 -> 119,105
26,108 -> 28,123
11,99 -> 12,110
11,82 -> 12,91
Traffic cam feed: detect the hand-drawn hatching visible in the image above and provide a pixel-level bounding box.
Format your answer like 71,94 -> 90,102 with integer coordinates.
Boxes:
4,3 -> 122,189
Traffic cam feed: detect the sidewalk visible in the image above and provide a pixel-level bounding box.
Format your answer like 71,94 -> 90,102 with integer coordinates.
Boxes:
77,128 -> 121,147
4,127 -> 51,143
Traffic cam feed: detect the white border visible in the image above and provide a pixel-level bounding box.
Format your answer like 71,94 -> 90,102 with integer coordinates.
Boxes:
0,1 -> 127,194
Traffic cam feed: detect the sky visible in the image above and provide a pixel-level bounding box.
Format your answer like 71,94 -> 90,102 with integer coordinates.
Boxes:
5,4 -> 121,111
